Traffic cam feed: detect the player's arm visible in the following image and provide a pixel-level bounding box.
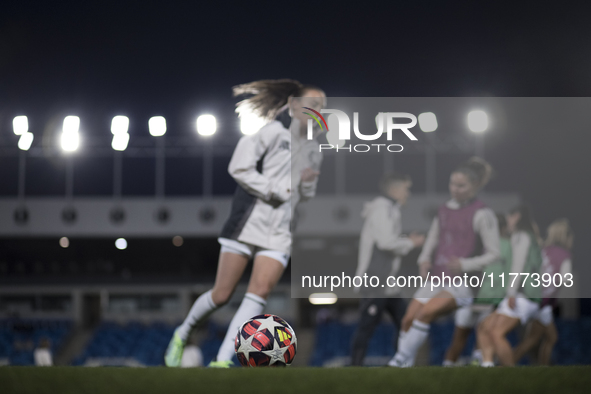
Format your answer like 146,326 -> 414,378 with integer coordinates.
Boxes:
228,128 -> 289,203
371,200 -> 415,255
560,259 -> 572,277
299,153 -> 322,202
460,208 -> 500,272
417,217 -> 439,264
556,258 -> 573,297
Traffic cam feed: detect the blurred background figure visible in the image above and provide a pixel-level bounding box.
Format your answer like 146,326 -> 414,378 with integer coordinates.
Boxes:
514,218 -> 574,365
34,338 -> 53,366
442,213 -> 511,366
479,204 -> 543,367
350,172 -> 424,366
389,157 -> 498,367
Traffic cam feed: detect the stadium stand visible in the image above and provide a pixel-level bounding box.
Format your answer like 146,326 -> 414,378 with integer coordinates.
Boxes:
72,321 -> 225,366
0,319 -> 71,366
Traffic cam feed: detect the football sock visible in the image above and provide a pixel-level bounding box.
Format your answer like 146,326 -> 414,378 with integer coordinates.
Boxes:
216,293 -> 267,362
390,320 -> 430,366
472,349 -> 483,363
395,330 -> 416,366
177,290 -> 218,342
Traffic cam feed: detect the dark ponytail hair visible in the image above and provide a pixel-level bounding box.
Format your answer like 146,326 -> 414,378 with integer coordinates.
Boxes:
454,156 -> 493,190
232,79 -> 323,121
509,204 -> 536,234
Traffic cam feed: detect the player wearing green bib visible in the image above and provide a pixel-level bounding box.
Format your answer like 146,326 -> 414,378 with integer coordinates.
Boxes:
478,205 -> 542,367
513,218 -> 574,365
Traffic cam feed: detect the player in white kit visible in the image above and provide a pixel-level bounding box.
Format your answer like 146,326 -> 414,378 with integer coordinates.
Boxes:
165,79 -> 325,367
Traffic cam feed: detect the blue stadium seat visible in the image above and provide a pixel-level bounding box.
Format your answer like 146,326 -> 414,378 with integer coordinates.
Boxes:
0,319 -> 72,365
76,321 -> 180,366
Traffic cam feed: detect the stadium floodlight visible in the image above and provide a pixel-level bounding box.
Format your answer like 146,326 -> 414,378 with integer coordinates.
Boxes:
63,116 -> 80,133
13,116 -> 28,135
172,235 -> 184,247
59,237 -> 69,248
467,110 -> 489,133
111,116 -> 129,135
308,293 -> 338,305
61,131 -> 80,152
18,132 -> 34,151
196,114 -> 217,136
111,133 -> 130,151
61,116 -> 80,152
240,112 -> 266,135
115,238 -> 127,250
418,112 -> 438,132
110,116 -> 130,151
149,116 -> 167,137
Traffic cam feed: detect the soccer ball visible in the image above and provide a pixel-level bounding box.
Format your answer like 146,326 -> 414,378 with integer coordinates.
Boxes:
234,314 -> 297,367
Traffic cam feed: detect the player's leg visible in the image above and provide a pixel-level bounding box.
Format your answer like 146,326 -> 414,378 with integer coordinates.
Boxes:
477,313 -> 497,367
214,252 -> 287,364
489,314 -> 520,366
387,298 -> 409,354
443,306 -> 475,365
513,320 -> 544,363
492,296 -> 540,366
444,326 -> 472,365
468,307 -> 493,365
166,250 -> 249,367
415,292 -> 458,323
400,299 -> 424,333
390,292 -> 457,367
387,298 -> 421,366
181,251 -> 250,339
538,321 -> 558,365
351,298 -> 385,366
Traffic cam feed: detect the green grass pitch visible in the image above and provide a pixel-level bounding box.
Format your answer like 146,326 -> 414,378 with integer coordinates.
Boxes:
2,366 -> 590,394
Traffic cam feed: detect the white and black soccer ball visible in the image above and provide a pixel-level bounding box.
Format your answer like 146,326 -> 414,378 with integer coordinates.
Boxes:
234,314 -> 297,367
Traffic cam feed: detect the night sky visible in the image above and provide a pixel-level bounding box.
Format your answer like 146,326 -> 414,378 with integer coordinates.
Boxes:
1,2 -> 591,265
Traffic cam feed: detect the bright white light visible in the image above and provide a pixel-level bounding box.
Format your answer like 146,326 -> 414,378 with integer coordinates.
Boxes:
59,237 -> 69,248
467,110 -> 489,133
61,130 -> 80,152
149,116 -> 167,137
111,133 -> 130,151
18,132 -> 34,151
63,116 -> 80,133
61,116 -> 80,152
13,116 -> 28,135
418,112 -> 438,132
197,115 -> 217,136
111,116 -> 129,135
115,238 -> 127,250
240,112 -> 266,135
309,293 -> 338,305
